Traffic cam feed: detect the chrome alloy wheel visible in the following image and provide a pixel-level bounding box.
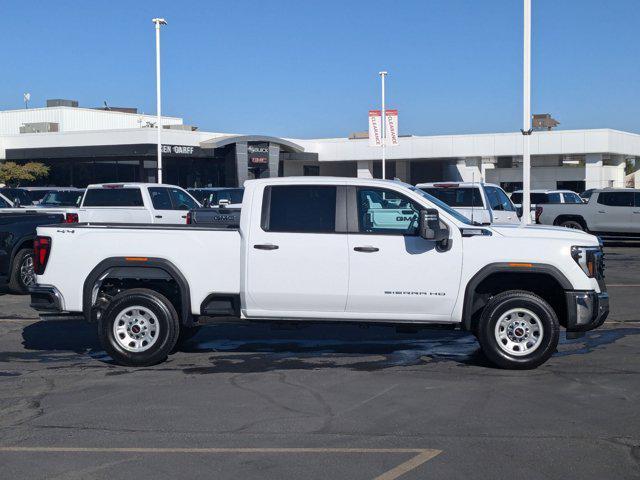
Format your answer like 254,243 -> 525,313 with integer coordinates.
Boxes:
494,308 -> 544,357
112,306 -> 160,353
20,255 -> 35,288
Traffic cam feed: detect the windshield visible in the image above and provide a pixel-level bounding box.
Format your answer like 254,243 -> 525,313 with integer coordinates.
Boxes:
408,186 -> 474,225
41,190 -> 83,207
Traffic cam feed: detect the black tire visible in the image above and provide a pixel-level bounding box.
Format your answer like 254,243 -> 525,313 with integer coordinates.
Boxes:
98,288 -> 180,367
476,290 -> 560,369
9,248 -> 35,294
559,219 -> 584,231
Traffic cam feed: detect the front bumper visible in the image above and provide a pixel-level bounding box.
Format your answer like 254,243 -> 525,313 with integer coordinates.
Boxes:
565,291 -> 609,332
29,285 -> 64,313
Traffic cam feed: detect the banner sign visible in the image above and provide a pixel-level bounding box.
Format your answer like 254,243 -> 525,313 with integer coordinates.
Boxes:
248,142 -> 269,165
385,109 -> 399,146
368,110 -> 382,147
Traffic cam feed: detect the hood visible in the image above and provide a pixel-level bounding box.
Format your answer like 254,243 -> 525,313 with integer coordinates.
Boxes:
489,224 -> 600,245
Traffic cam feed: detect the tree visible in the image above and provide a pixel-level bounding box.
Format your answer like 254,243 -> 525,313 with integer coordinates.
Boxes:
0,162 -> 50,186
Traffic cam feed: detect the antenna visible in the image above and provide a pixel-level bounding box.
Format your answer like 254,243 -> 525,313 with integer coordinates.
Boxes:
471,171 -> 476,224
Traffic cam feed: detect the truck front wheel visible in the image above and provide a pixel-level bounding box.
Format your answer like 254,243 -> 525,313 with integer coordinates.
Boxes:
476,290 -> 559,369
98,289 -> 180,367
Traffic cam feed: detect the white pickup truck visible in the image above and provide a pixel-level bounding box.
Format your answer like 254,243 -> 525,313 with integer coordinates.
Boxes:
30,177 -> 609,369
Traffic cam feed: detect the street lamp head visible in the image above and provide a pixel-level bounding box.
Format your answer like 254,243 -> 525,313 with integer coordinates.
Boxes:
378,71 -> 388,76
152,18 -> 167,26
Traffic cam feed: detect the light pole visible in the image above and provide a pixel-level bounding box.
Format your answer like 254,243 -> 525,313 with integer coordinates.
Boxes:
521,0 -> 532,224
152,17 -> 167,183
379,71 -> 388,180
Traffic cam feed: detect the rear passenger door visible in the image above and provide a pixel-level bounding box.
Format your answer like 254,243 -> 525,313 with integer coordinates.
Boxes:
245,184 -> 349,316
593,191 -> 634,233
484,186 -> 519,224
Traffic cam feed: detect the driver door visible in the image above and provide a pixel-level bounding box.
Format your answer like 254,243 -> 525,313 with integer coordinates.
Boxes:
346,186 -> 463,321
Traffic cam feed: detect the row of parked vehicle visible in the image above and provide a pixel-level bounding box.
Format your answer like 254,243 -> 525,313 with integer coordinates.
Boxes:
0,184 -> 245,293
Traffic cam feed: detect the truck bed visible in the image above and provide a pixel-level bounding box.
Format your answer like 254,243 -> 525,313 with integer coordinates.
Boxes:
36,223 -> 241,314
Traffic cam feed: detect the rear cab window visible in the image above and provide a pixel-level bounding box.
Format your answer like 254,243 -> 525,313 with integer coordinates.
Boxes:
83,188 -> 144,207
262,185 -> 337,233
420,187 -> 484,208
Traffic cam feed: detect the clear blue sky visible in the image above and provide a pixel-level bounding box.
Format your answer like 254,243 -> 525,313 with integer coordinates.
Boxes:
1,0 -> 639,138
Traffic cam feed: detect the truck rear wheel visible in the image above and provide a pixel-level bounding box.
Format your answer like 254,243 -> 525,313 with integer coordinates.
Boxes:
559,219 -> 584,231
9,248 -> 36,294
476,290 -> 559,369
98,288 -> 180,366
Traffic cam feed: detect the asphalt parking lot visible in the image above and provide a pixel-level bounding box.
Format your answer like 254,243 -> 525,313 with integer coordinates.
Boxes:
0,246 -> 639,479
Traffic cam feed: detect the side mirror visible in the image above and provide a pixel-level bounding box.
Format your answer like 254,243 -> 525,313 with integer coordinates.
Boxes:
13,198 -> 21,208
419,209 -> 448,244
516,206 -> 523,219
202,197 -> 211,208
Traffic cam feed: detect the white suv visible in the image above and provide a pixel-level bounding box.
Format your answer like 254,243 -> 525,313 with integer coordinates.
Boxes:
416,182 -> 519,225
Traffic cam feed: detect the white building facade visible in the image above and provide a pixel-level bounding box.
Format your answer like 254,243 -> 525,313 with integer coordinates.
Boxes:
0,105 -> 636,192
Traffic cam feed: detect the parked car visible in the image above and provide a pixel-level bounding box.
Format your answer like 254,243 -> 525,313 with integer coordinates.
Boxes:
31,177 -> 608,369
511,189 -> 583,218
536,188 -> 640,239
0,212 -> 64,293
416,182 -> 519,224
511,189 -> 584,207
0,187 -> 34,207
188,187 -> 244,207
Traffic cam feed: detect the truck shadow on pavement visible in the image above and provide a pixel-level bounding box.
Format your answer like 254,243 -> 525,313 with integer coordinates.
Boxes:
18,320 -> 640,373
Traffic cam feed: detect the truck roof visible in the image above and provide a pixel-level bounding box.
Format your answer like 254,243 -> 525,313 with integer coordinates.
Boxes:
243,176 -> 413,188
416,182 -> 501,189
85,182 -> 183,189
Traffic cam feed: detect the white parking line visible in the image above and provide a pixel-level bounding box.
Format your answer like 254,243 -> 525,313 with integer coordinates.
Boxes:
0,447 -> 442,480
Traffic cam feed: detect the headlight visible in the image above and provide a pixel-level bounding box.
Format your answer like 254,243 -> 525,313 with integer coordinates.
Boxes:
571,246 -> 602,278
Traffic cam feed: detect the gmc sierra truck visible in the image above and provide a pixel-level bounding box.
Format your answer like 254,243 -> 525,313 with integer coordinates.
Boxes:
30,177 -> 608,369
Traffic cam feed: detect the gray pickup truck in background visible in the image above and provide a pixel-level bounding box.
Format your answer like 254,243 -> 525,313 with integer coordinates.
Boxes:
536,188 -> 640,239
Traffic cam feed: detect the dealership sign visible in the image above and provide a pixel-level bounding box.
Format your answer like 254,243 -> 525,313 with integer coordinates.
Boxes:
385,109 -> 399,146
161,145 -> 195,155
368,110 -> 398,147
248,142 -> 269,165
368,110 -> 382,147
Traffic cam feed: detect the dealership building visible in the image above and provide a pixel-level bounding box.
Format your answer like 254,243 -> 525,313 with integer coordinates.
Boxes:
0,101 -> 638,192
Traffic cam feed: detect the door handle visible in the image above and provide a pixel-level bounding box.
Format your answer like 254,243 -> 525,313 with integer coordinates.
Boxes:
155,215 -> 163,219
354,246 -> 379,253
597,211 -> 606,214
254,244 -> 279,250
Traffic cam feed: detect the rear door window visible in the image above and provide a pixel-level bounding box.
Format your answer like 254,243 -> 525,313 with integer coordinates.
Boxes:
148,187 -> 173,210
262,185 -> 337,233
83,188 -> 144,207
485,186 -> 516,211
598,192 -> 634,207
421,187 -> 483,207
